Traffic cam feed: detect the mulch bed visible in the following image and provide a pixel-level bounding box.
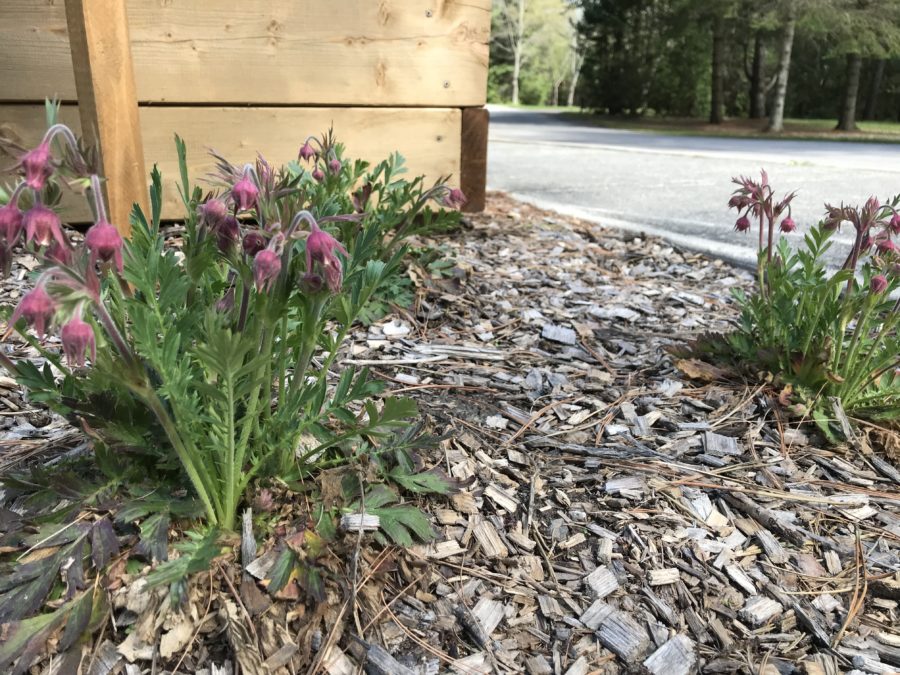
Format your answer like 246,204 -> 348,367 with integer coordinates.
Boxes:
2,192 -> 900,675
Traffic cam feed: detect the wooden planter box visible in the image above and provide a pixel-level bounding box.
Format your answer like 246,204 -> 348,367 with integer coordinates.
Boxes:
0,1 -> 490,228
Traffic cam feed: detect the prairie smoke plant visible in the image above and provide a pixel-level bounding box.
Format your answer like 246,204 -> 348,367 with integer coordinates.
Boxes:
717,174 -> 900,436
2,122 -> 465,534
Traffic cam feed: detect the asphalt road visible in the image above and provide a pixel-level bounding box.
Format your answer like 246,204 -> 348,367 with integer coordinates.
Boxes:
487,106 -> 900,268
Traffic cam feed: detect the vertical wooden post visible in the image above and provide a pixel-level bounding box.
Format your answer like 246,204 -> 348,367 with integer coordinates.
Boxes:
65,0 -> 147,236
460,107 -> 489,213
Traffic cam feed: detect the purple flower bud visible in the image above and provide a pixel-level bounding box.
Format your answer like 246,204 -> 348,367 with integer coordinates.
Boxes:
231,176 -> 259,212
328,158 -> 342,175
242,230 -> 266,257
46,239 -> 74,266
21,142 -> 53,190
8,286 -> 55,336
214,215 -> 241,253
300,272 -> 324,294
891,213 -> 900,235
352,183 -> 373,213
216,287 -> 236,313
871,274 -> 888,294
253,249 -> 282,293
734,215 -> 751,233
877,239 -> 896,255
443,188 -> 467,209
0,203 -> 24,246
61,316 -> 96,367
779,217 -> 796,233
23,205 -> 67,249
199,198 -> 228,228
84,220 -> 124,273
312,168 -> 325,182
305,223 -> 348,293
299,142 -> 316,162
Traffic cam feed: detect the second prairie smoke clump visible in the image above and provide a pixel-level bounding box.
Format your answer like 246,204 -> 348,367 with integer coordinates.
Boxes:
708,172 -> 900,439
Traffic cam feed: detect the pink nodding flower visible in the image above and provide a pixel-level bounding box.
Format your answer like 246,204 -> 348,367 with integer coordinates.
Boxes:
242,231 -> 266,257
21,142 -> 54,190
8,286 -> 55,336
443,188 -> 467,209
877,239 -> 897,255
328,158 -> 342,175
61,315 -> 96,367
23,205 -> 67,249
779,217 -> 796,233
0,203 -> 24,246
891,213 -> 900,235
871,274 -> 889,295
253,249 -> 282,293
199,198 -> 228,228
734,215 -> 751,233
84,220 -> 124,273
312,168 -> 325,182
306,223 -> 348,293
231,175 -> 259,212
299,142 -> 316,162
215,215 -> 241,253
46,239 -> 74,266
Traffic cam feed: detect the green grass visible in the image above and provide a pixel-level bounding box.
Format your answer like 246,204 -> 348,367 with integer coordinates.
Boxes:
556,113 -> 900,144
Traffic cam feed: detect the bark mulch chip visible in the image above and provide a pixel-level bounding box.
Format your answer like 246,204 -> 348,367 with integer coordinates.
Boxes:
2,191 -> 900,674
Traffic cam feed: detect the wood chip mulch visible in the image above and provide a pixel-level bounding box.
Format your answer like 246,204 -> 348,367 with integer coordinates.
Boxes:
2,191 -> 900,675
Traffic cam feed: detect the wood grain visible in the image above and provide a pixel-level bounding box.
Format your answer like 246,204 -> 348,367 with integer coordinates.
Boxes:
1,105 -> 461,221
0,0 -> 490,107
65,0 -> 147,236
460,107 -> 488,212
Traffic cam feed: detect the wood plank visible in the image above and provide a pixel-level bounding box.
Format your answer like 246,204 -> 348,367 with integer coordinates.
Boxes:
1,105 -> 461,221
65,0 -> 147,236
460,107 -> 488,212
0,0 -> 490,107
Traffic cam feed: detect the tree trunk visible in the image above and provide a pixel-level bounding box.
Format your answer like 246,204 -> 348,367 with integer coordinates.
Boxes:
837,53 -> 862,131
567,52 -> 583,107
863,58 -> 885,120
748,33 -> 766,119
710,15 -> 725,124
511,0 -> 526,105
766,9 -> 796,133
512,49 -> 522,104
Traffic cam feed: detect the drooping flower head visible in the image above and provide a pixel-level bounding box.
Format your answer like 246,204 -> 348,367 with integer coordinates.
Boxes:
23,205 -> 67,249
299,141 -> 316,162
352,184 -> 373,213
214,215 -> 241,254
779,216 -> 796,233
198,198 -> 228,229
877,238 -> 897,255
7,285 -> 55,337
305,222 -> 348,293
871,274 -> 888,295
328,158 -> 342,175
891,213 -> 900,235
84,220 -> 124,273
242,230 -> 266,257
46,239 -> 74,266
231,173 -> 259,212
253,248 -> 282,293
443,188 -> 467,210
312,168 -> 325,182
734,215 -> 751,233
0,203 -> 24,246
61,314 -> 96,367
20,142 -> 54,190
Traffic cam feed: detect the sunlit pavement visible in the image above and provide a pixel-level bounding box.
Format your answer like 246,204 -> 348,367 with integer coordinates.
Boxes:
487,106 -> 900,268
